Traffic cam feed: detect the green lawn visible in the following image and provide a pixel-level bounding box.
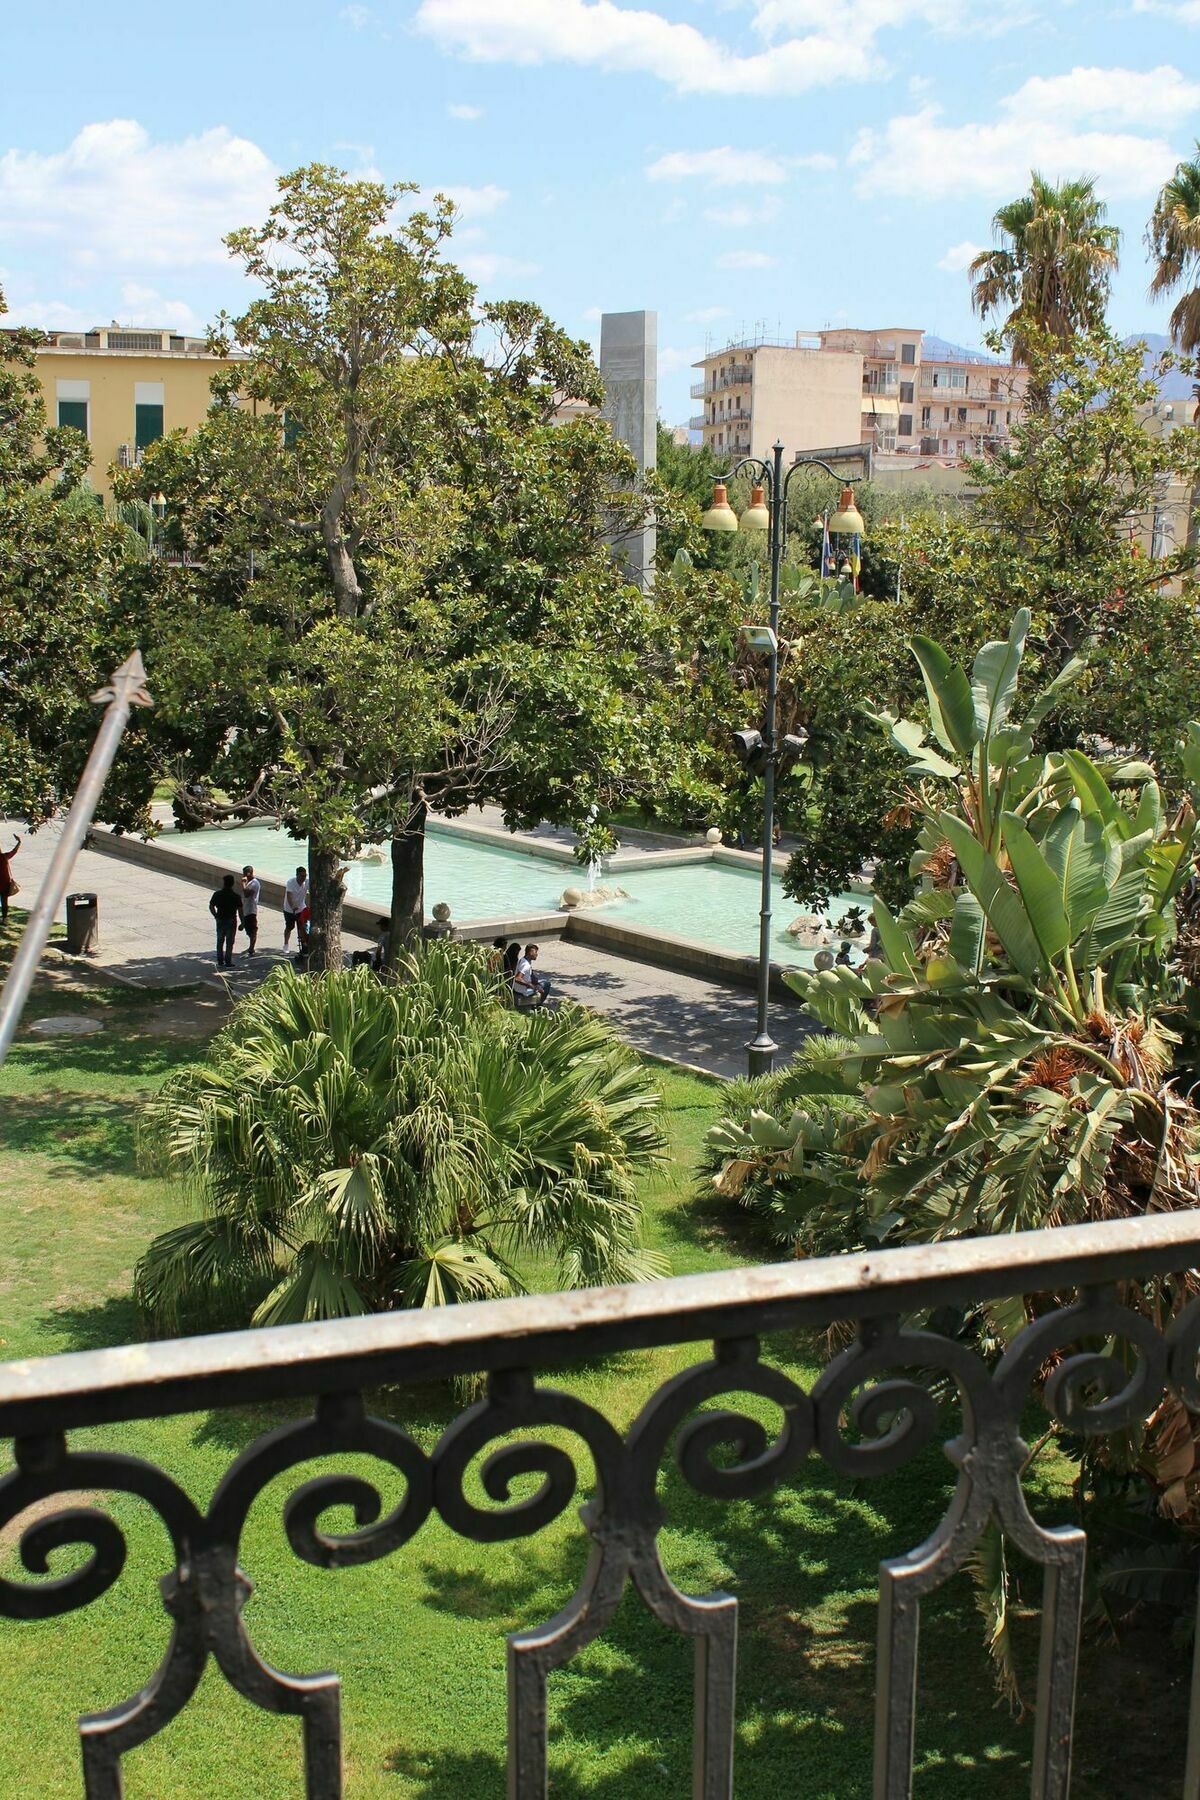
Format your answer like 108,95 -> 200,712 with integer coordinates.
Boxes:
0,986 -> 1183,1797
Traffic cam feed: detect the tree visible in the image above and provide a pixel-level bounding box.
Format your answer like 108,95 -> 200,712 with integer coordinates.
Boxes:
970,174 -> 1121,364
1149,143 -> 1200,355
0,289 -> 153,828
131,166 -> 676,967
135,949 -> 666,1330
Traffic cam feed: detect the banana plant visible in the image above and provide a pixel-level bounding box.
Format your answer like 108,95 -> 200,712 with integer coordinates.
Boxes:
706,610 -> 1200,1685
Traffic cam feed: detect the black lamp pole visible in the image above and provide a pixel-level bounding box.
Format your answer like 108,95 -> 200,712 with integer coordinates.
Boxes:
717,444 -> 860,1078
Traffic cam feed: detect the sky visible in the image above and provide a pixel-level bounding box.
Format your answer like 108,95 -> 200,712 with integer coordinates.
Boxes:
1,0 -> 1198,423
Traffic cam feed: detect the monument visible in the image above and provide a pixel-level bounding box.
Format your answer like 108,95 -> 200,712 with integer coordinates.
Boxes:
599,310 -> 656,591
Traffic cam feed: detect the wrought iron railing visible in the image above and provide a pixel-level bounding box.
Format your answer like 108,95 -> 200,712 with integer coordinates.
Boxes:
1,1210 -> 1198,1797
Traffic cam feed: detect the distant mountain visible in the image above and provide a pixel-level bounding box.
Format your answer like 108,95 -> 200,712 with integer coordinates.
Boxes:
922,334 -> 1002,366
1125,332 -> 1196,402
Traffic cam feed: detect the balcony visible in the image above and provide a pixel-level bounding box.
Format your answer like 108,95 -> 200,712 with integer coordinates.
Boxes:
1,1209 -> 1196,1796
863,379 -> 899,398
690,366 -> 753,400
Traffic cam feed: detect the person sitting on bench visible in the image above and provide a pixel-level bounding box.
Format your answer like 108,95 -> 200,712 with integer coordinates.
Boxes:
513,943 -> 552,1008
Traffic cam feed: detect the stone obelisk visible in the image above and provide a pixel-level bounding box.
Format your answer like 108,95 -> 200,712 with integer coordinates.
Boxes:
599,310 -> 656,591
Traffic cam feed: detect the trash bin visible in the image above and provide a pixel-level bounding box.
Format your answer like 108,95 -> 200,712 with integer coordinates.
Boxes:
65,892 -> 99,955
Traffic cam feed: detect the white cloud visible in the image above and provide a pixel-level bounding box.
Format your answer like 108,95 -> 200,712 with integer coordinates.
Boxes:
416,0 -> 1031,94
704,195 -> 782,225
340,4 -> 377,26
791,152 -> 837,171
686,305 -> 732,322
658,344 -> 705,372
1132,0 -> 1200,19
1007,65 -> 1200,128
415,0 -> 880,94
447,102 -> 484,118
938,239 -> 986,271
458,250 -> 539,283
0,120 -> 277,272
117,282 -> 203,331
433,181 -> 509,217
647,146 -> 788,185
716,248 -> 777,268
850,67 -> 1191,202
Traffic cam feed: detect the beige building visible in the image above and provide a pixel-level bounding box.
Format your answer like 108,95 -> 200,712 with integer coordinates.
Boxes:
26,325 -> 244,497
691,326 -> 1026,467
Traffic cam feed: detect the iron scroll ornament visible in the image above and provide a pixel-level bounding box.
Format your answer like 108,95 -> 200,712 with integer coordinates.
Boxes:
0,1289 -> 1196,1799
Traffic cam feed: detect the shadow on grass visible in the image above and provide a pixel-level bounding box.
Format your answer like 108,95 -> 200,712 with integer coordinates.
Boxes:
0,1092 -> 144,1176
38,1293 -> 144,1352
3,1033 -> 199,1088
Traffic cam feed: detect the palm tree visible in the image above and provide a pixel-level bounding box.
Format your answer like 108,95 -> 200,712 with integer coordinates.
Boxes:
1148,144 -> 1200,353
970,173 -> 1121,361
135,945 -> 667,1330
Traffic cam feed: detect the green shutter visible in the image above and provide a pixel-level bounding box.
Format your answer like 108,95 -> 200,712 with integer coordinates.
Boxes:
57,399 -> 88,436
135,403 -> 164,451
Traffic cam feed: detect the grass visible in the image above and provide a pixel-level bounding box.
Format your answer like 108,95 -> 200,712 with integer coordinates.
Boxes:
0,984 -> 1185,1797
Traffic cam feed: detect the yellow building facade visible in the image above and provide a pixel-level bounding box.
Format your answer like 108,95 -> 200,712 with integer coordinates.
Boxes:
30,325 -> 244,497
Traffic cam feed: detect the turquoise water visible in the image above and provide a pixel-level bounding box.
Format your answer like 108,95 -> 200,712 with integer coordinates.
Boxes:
190,823 -> 864,966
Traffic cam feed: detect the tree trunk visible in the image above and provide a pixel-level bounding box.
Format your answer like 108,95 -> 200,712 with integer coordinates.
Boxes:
307,839 -> 346,972
389,803 -> 426,962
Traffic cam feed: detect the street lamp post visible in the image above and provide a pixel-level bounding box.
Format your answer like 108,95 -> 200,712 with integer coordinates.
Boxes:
702,442 -> 866,1077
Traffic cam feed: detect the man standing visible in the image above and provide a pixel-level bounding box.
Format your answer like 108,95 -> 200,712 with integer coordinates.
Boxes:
209,874 -> 243,969
241,866 -> 261,957
283,866 -> 308,951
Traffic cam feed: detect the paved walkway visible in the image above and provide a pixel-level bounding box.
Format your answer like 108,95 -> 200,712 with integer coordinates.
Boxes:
2,820 -> 814,1081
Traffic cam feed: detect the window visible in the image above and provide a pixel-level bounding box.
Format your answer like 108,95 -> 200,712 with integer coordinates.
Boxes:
135,404 -> 164,451
134,381 -> 165,453
943,407 -> 950,423
957,406 -> 968,424
1007,410 -> 1012,425
990,378 -> 1001,397
55,380 -> 90,438
901,342 -> 916,365
987,408 -> 997,427
283,410 -> 302,448
921,406 -> 931,427
900,381 -> 914,404
898,414 -> 913,437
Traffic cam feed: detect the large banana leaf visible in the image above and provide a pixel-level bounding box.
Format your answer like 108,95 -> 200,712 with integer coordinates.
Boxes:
911,636 -> 978,757
971,608 -> 1029,740
941,814 -> 1043,982
1001,812 -> 1071,967
1040,806 -> 1110,938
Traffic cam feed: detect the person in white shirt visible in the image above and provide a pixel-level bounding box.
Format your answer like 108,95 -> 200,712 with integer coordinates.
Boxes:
283,867 -> 309,951
240,866 -> 261,957
513,943 -> 552,1008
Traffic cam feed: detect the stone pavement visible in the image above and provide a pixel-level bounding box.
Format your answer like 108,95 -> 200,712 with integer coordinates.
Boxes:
2,820 -> 813,1081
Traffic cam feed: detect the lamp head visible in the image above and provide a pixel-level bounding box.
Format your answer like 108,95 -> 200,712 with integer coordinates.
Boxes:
829,484 -> 866,537
740,483 -> 770,532
701,481 -> 739,532
731,728 -> 768,774
779,730 -> 810,767
740,623 -> 778,655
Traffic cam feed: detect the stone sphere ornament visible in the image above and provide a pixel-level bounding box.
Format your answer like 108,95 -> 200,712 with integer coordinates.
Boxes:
705,827 -> 722,846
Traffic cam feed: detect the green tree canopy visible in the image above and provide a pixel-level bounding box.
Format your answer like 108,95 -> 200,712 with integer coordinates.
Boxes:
0,288 -> 153,828
129,165 -> 679,965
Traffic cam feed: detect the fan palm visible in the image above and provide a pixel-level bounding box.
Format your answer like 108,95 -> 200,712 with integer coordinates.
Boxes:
1148,144 -> 1200,354
135,943 -> 666,1331
970,174 -> 1121,361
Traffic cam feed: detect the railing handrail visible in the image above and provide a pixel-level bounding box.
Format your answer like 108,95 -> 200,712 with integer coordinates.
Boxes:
2,1210 -> 1197,1437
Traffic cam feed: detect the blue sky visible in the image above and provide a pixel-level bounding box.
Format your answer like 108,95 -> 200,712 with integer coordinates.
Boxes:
2,0 -> 1198,421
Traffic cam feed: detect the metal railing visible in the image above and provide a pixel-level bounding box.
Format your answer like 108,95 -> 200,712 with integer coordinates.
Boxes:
1,1211 -> 1198,1796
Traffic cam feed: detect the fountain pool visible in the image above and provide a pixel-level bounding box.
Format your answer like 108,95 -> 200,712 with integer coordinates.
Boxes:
192,823 -> 866,968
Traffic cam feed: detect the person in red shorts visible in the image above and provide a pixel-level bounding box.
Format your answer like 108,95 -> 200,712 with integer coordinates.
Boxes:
0,833 -> 21,925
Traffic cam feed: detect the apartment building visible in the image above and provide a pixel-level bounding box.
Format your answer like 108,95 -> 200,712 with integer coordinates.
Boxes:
26,324 -> 245,497
692,326 -> 1025,466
